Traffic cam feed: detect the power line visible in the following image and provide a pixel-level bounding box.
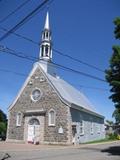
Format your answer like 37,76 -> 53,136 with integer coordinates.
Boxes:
0,44 -> 106,82
52,61 -> 106,82
0,0 -> 52,41
0,68 -> 108,92
0,26 -> 105,73
0,68 -> 27,77
53,48 -> 104,73
0,0 -> 31,23
0,44 -> 36,61
0,26 -> 39,45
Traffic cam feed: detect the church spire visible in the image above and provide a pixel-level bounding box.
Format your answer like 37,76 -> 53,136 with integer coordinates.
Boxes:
39,11 -> 52,61
44,11 -> 49,30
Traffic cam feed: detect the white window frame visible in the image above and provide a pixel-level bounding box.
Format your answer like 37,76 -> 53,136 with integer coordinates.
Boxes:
97,124 -> 101,134
31,88 -> 42,102
90,122 -> 94,134
48,109 -> 55,126
79,120 -> 84,135
16,112 -> 22,126
102,124 -> 105,132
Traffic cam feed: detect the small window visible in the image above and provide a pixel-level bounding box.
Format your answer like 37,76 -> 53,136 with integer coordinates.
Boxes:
90,122 -> 94,134
97,124 -> 101,133
41,45 -> 44,57
79,120 -> 84,135
44,32 -> 46,39
48,109 -> 55,126
45,45 -> 49,56
31,89 -> 41,102
46,32 -> 49,39
16,112 -> 22,126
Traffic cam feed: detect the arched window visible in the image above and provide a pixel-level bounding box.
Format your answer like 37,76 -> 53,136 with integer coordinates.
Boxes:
45,45 -> 49,56
46,31 -> 49,39
29,118 -> 40,125
48,109 -> 55,126
44,32 -> 46,39
41,45 -> 44,57
16,112 -> 22,126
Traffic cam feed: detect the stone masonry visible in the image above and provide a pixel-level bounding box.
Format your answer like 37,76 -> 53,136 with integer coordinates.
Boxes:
7,66 -> 72,144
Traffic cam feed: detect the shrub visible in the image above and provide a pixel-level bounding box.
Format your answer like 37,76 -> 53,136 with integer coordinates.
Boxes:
108,133 -> 118,140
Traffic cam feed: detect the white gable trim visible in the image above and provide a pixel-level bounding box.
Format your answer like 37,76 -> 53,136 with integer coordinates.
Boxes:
8,63 -> 38,111
8,62 -> 70,111
8,62 -> 104,119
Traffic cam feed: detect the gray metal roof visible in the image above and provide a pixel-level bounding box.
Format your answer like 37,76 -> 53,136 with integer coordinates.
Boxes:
46,72 -> 97,113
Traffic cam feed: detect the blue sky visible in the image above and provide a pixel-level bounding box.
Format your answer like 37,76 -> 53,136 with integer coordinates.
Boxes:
0,0 -> 120,121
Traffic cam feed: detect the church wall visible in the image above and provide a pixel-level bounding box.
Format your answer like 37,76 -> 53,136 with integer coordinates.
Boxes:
70,108 -> 105,143
7,67 -> 71,144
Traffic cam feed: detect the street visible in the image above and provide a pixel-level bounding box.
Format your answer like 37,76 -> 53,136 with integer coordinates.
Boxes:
0,141 -> 120,160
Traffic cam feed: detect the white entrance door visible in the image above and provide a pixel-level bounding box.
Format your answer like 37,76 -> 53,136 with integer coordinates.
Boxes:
27,118 -> 40,143
27,125 -> 35,143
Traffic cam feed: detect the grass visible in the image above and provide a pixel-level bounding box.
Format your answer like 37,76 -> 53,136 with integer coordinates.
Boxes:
84,138 -> 119,144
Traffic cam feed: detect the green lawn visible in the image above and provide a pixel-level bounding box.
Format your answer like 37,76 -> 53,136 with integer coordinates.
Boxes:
84,138 -> 119,144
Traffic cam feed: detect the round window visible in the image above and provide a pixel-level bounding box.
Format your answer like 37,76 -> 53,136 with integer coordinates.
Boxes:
31,89 -> 41,101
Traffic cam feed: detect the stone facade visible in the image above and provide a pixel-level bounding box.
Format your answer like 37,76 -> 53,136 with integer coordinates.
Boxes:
7,65 -> 105,144
7,67 -> 71,144
7,12 -> 105,145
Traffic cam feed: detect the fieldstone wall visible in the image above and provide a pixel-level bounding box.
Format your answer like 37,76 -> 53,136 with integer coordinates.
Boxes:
7,66 -> 71,144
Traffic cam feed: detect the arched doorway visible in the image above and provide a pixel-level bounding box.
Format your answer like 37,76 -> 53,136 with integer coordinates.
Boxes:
27,118 -> 40,144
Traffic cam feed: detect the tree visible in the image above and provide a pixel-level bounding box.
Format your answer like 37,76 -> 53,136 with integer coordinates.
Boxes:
0,109 -> 7,139
0,109 -> 7,122
105,17 -> 120,123
106,120 -> 114,126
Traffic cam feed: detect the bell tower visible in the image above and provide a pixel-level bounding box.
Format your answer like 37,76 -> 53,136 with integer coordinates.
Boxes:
38,12 -> 56,76
39,12 -> 52,61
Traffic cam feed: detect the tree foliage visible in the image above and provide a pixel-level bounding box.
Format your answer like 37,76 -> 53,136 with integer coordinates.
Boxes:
0,109 -> 7,122
114,17 -> 120,40
105,17 -> 120,123
0,109 -> 7,137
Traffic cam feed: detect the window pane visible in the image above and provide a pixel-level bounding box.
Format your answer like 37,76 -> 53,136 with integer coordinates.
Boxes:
32,89 -> 41,101
50,111 -> 54,124
49,110 -> 55,125
29,118 -> 40,125
16,112 -> 22,126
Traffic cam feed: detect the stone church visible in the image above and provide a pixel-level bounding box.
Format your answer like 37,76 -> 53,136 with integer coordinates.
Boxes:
7,12 -> 105,144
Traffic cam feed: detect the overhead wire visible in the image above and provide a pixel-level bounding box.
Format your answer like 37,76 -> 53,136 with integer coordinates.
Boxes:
53,48 -> 104,73
0,67 -> 108,92
0,0 -> 31,23
0,68 -> 27,77
0,26 -> 105,73
0,26 -> 39,45
0,0 -> 53,41
0,0 -> 106,83
0,44 -> 106,82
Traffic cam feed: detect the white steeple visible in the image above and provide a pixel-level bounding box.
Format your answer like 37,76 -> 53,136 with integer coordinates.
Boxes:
39,11 -> 52,61
44,12 -> 49,30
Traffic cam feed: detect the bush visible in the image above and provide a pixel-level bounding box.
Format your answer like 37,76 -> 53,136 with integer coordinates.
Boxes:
108,133 -> 118,140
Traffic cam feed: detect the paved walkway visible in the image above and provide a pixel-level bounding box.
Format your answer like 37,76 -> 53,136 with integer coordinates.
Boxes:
0,141 -> 68,152
0,141 -> 120,160
0,140 -> 119,152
